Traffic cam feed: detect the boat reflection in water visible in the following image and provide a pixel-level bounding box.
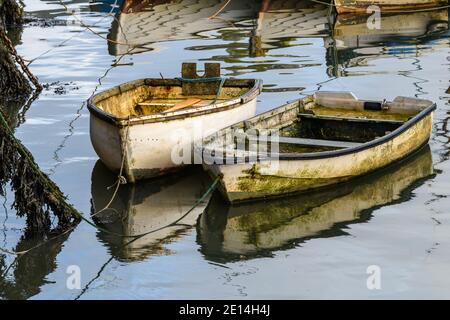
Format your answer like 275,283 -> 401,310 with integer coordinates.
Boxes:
197,146 -> 434,262
91,162 -> 211,261
107,0 -> 260,55
326,9 -> 449,75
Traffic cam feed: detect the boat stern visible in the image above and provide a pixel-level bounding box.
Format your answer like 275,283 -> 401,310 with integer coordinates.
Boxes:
89,112 -> 126,176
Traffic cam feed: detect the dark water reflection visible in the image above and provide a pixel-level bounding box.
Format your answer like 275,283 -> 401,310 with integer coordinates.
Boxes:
0,228 -> 74,299
91,162 -> 211,262
0,0 -> 449,299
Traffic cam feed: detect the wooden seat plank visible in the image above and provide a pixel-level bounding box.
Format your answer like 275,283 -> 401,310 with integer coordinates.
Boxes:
240,134 -> 362,149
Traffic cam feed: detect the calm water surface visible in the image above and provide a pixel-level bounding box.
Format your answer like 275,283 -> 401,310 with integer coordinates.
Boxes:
1,0 -> 450,299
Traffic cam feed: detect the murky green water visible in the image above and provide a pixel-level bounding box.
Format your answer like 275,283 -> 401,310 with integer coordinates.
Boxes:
1,0 -> 450,299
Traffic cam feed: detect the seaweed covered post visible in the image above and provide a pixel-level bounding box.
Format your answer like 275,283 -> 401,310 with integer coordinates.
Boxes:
0,110 -> 82,235
0,0 -> 31,97
0,0 -> 80,235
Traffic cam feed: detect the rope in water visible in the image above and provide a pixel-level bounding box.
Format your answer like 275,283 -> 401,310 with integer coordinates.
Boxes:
0,107 -> 220,255
90,119 -> 130,218
76,176 -> 220,240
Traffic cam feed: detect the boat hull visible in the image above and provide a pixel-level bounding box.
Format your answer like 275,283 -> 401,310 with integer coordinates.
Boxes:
334,0 -> 448,14
90,98 -> 257,182
198,146 -> 433,261
203,104 -> 434,203
91,163 -> 211,261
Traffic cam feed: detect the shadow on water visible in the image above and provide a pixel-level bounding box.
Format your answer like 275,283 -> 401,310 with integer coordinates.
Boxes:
90,162 -> 212,262
197,146 -> 435,263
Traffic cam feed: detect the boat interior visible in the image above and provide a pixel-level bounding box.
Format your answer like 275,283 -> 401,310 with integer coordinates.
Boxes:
205,92 -> 433,155
90,64 -> 261,120
90,78 -> 258,119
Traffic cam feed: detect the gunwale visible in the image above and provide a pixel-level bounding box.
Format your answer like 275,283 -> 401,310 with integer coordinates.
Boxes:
87,78 -> 263,128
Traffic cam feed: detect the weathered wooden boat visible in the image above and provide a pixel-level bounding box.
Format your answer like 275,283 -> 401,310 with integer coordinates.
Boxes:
88,63 -> 262,182
200,91 -> 435,203
334,0 -> 449,14
91,162 -> 211,261
198,145 -> 433,261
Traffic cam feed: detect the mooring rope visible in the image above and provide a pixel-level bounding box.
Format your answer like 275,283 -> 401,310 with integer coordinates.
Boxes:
1,106 -> 219,249
0,226 -> 75,257
90,119 -> 130,218
208,0 -> 232,19
55,0 -> 151,51
79,175 -> 219,240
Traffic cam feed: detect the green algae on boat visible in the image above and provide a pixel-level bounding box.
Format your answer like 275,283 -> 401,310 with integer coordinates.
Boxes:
201,92 -> 436,203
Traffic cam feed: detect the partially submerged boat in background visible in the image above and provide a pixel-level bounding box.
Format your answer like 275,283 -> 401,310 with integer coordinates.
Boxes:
334,0 -> 449,14
88,63 -> 262,182
201,91 -> 435,203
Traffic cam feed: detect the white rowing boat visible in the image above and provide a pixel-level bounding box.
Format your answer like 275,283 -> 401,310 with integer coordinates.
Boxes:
88,63 -> 262,182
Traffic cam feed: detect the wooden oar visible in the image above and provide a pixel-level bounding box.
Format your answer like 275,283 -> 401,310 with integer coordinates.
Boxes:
164,98 -> 201,113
